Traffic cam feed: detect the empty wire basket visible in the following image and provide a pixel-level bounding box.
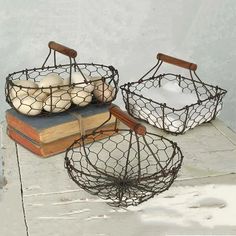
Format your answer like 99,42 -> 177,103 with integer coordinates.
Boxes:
120,53 -> 227,134
5,41 -> 119,116
65,105 -> 183,207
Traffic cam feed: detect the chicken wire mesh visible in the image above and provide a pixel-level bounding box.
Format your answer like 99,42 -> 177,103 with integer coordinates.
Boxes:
65,127 -> 183,207
5,41 -> 119,116
120,53 -> 227,134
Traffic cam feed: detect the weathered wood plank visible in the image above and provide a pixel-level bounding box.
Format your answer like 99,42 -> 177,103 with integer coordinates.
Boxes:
0,134 -> 27,236
2,118 -> 236,236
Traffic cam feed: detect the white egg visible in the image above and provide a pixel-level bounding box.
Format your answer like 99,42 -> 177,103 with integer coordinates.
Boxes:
62,77 -> 71,85
12,94 -> 43,116
71,72 -> 95,92
9,80 -> 38,99
43,90 -> 71,113
31,89 -> 48,101
70,87 -> 92,107
90,76 -> 102,83
38,73 -> 63,93
71,72 -> 87,83
55,77 -> 72,91
93,81 -> 116,103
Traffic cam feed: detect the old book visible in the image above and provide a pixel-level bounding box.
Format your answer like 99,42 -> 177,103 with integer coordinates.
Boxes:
7,123 -> 117,157
6,104 -> 116,143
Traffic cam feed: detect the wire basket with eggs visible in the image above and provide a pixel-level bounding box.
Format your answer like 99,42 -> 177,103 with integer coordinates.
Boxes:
5,41 -> 119,116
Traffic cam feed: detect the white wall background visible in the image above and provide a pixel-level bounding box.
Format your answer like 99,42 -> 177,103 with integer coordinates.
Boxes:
0,0 -> 235,163
0,0 -> 236,132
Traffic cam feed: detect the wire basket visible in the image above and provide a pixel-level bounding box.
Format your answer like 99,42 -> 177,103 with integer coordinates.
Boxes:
5,41 -> 119,116
120,53 -> 227,134
65,105 -> 183,207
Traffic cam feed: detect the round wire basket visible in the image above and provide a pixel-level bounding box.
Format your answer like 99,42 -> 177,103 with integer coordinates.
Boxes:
5,41 -> 119,116
65,105 -> 183,207
120,53 -> 227,134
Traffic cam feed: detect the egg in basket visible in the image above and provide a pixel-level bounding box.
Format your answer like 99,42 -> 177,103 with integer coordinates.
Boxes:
5,41 -> 119,116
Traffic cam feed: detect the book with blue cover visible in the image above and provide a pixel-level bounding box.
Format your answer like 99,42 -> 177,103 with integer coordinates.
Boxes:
6,104 -> 116,144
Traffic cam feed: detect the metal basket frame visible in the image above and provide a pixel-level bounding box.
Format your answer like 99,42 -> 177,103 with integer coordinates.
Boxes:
64,105 -> 184,207
5,41 -> 119,116
121,53 -> 227,134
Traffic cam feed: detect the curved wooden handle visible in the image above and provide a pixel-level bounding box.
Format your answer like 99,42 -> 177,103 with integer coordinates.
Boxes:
109,105 -> 146,136
157,53 -> 197,71
48,41 -> 77,58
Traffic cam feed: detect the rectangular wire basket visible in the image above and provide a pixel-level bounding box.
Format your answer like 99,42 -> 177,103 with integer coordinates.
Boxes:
121,53 -> 227,134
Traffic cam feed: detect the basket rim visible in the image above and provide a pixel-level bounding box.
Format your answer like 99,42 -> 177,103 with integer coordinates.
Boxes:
65,132 -> 183,176
65,128 -> 183,157
6,62 -> 119,89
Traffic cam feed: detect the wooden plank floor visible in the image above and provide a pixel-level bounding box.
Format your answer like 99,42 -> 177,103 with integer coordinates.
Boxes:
1,119 -> 236,236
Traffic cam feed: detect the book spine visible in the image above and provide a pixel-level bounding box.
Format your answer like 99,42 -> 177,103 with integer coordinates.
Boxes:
6,113 -> 40,142
7,127 -> 44,156
7,123 -> 117,158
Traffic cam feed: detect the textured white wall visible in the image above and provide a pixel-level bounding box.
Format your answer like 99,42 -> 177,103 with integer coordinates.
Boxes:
0,0 -> 235,132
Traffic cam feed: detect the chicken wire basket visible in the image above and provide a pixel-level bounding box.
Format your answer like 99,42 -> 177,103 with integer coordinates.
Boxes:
65,105 -> 183,207
120,53 -> 227,134
5,41 -> 119,116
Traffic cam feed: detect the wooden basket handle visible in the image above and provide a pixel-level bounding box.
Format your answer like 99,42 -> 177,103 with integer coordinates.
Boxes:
109,105 -> 146,136
157,53 -> 197,71
48,41 -> 77,58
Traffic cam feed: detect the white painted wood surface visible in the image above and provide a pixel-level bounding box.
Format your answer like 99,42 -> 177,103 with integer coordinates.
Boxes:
1,119 -> 236,236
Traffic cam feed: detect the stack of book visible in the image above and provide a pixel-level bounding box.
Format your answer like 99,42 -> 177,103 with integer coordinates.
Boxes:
6,104 -> 117,157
